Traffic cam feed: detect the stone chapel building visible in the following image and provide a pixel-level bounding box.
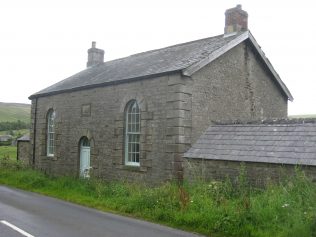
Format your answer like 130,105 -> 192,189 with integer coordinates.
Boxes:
24,5 -> 304,184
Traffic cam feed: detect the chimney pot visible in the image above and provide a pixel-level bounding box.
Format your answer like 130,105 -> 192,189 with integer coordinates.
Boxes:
87,41 -> 104,68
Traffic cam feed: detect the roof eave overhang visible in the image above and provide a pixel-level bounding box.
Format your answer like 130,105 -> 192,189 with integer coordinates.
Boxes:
182,31 -> 294,101
28,70 -> 182,100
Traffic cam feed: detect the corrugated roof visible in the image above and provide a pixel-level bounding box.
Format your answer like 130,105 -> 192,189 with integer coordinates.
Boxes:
184,123 -> 316,166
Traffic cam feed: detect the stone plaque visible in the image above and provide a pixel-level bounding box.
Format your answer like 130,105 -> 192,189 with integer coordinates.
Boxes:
81,104 -> 91,117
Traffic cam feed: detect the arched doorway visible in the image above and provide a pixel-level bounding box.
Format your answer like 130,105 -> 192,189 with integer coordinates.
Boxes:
79,137 -> 90,178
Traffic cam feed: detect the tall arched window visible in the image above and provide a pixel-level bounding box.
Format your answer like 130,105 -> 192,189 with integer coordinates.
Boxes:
47,109 -> 55,156
125,100 -> 140,166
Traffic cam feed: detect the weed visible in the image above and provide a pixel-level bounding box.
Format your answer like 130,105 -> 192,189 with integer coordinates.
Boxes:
1,158 -> 315,237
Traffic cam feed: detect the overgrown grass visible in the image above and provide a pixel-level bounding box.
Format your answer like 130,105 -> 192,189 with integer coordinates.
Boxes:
0,146 -> 16,159
0,159 -> 315,237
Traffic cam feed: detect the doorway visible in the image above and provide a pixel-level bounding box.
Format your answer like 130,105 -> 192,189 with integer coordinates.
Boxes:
79,137 -> 90,178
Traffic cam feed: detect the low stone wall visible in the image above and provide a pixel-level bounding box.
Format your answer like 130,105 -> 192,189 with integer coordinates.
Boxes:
17,141 -> 30,165
184,158 -> 316,187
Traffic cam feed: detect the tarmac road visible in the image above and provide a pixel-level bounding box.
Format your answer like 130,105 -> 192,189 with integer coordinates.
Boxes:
0,185 -> 204,237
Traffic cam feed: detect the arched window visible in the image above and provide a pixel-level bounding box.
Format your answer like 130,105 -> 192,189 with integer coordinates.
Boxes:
125,100 -> 140,166
47,109 -> 55,156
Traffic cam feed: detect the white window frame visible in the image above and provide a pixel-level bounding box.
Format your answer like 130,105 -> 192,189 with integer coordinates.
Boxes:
124,100 -> 140,166
47,110 -> 55,157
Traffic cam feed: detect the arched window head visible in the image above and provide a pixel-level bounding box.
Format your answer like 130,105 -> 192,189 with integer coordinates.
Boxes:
125,100 -> 140,166
47,109 -> 55,156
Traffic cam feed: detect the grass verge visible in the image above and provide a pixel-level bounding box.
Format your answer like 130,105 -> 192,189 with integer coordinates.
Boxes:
0,158 -> 315,237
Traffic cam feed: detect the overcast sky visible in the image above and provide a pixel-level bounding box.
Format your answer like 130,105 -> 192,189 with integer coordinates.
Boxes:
0,0 -> 315,115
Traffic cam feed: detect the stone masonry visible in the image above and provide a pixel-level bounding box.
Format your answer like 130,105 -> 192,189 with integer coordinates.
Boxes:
184,159 -> 316,187
28,39 -> 288,184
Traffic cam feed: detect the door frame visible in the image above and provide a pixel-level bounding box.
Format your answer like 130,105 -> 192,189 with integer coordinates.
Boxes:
79,136 -> 91,178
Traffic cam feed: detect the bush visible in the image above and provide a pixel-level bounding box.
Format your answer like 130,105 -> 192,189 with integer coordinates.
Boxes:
0,120 -> 30,131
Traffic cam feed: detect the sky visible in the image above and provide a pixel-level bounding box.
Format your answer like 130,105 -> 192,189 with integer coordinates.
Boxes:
0,0 -> 315,115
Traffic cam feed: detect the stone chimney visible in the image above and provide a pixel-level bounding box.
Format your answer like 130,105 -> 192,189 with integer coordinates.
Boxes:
224,4 -> 248,35
87,41 -> 104,68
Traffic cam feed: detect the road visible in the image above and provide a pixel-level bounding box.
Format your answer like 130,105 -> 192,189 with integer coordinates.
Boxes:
0,186 -> 204,237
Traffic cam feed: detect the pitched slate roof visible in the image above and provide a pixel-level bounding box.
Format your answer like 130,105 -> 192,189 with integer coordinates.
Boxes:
184,122 -> 316,166
29,31 -> 293,101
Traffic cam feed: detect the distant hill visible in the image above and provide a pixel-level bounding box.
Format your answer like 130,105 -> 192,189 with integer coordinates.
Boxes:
289,114 -> 316,119
0,102 -> 31,123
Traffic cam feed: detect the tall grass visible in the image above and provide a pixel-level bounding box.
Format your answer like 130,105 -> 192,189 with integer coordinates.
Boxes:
0,158 -> 315,237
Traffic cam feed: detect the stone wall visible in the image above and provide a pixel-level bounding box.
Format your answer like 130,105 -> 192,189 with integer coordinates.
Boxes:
190,42 -> 288,143
184,159 -> 316,187
17,141 -> 30,165
29,41 -> 289,184
30,73 -> 192,184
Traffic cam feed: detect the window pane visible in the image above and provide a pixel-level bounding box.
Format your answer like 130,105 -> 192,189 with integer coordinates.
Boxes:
133,122 -> 136,132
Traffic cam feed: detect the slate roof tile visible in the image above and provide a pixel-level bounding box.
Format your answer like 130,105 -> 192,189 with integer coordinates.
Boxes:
30,33 -> 244,98
184,123 -> 316,166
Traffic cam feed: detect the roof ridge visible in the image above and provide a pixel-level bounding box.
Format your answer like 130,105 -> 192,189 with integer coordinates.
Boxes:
99,33 -> 228,66
213,118 -> 316,125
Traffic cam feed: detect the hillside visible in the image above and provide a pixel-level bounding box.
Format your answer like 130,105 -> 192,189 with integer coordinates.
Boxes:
0,102 -> 31,123
289,114 -> 316,119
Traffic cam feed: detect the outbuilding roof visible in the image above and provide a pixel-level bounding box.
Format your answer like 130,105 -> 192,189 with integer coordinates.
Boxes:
29,31 -> 293,101
17,134 -> 30,141
184,122 -> 316,166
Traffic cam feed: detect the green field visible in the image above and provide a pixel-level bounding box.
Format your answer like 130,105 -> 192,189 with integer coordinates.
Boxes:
0,146 -> 16,159
0,102 -> 31,123
289,114 -> 316,119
